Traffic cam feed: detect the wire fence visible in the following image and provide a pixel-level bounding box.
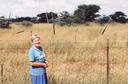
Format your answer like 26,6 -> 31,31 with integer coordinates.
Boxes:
0,40 -> 128,84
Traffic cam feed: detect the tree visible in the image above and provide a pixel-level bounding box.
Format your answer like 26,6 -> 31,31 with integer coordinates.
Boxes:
96,15 -> 111,25
73,4 -> 101,23
57,11 -> 73,26
12,17 -> 32,22
37,12 -> 58,23
110,11 -> 127,23
0,16 -> 10,28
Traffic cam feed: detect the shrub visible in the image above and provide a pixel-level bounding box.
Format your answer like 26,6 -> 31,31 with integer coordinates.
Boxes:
21,21 -> 33,27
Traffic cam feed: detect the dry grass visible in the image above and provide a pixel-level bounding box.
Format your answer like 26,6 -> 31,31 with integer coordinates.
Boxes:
0,23 -> 128,84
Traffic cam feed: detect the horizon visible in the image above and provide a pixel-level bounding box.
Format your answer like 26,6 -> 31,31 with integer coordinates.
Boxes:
0,0 -> 128,18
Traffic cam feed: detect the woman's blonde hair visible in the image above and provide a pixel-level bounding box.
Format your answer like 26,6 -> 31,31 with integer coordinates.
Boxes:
31,34 -> 40,42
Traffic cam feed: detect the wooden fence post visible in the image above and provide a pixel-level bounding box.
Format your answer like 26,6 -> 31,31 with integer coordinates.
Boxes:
106,39 -> 110,84
46,13 -> 49,23
1,64 -> 3,84
75,28 -> 78,43
53,23 -> 56,35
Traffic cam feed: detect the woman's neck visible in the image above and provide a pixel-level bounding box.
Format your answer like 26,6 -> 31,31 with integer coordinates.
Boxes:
33,45 -> 40,50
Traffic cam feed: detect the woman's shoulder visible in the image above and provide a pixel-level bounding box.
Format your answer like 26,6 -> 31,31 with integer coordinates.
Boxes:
29,47 -> 35,51
29,46 -> 43,51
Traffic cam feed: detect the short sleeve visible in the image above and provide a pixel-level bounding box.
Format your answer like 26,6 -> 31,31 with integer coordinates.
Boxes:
28,48 -> 35,62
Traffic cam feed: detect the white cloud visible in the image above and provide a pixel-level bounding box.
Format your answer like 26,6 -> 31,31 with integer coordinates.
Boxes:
0,0 -> 127,18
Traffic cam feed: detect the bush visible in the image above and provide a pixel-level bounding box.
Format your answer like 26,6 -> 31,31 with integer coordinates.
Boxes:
96,16 -> 110,25
21,21 -> 33,27
0,18 -> 10,28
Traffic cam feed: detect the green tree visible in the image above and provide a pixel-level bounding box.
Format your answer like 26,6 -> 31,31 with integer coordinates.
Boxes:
37,12 -> 58,23
96,15 -> 111,25
0,16 -> 10,28
110,11 -> 127,23
73,4 -> 100,23
59,11 -> 73,25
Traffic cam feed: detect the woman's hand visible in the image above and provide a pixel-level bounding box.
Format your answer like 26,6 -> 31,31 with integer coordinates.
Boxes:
42,63 -> 48,68
45,61 -> 48,67
30,62 -> 48,68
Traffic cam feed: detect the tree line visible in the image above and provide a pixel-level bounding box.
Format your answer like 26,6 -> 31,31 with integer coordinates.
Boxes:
0,4 -> 128,28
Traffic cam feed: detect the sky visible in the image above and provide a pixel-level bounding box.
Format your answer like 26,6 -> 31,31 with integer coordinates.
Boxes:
0,0 -> 128,18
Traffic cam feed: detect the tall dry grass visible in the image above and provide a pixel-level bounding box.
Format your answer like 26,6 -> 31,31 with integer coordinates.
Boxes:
0,23 -> 128,84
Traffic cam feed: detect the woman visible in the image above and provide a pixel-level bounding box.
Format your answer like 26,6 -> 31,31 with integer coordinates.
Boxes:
28,34 -> 48,84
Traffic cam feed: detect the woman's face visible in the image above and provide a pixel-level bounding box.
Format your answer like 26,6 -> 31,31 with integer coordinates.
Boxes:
33,37 -> 40,47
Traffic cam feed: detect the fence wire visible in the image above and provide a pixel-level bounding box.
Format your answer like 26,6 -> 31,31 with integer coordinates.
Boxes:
0,40 -> 128,84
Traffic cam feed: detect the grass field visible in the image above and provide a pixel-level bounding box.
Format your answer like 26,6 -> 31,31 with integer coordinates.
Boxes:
0,23 -> 128,84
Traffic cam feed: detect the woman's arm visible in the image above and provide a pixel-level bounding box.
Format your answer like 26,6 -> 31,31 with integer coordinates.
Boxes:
30,62 -> 48,68
44,53 -> 48,67
45,61 -> 48,67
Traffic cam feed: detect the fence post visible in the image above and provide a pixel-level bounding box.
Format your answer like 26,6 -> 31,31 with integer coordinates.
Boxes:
1,64 -> 3,84
106,39 -> 110,84
53,23 -> 56,35
75,28 -> 78,43
46,13 -> 49,23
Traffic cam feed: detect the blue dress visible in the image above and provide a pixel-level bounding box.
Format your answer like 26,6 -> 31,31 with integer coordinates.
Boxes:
28,47 -> 48,84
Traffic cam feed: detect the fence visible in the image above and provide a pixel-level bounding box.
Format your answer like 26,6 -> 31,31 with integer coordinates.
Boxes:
0,40 -> 128,84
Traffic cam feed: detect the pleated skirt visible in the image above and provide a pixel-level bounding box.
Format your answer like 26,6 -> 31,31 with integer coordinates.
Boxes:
30,73 -> 48,84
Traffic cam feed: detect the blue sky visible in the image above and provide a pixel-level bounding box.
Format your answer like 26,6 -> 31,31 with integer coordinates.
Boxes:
0,0 -> 128,18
